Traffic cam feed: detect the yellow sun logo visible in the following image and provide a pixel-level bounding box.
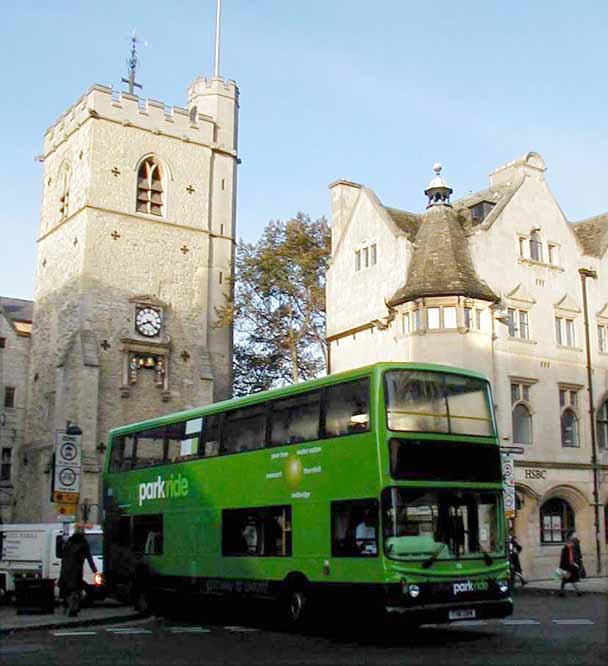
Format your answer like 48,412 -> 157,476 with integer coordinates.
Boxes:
283,455 -> 304,490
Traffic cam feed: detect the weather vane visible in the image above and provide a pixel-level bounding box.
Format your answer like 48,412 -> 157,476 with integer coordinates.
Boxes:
121,29 -> 148,94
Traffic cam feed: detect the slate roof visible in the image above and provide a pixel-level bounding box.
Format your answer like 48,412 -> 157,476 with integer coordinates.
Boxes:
570,213 -> 608,258
387,204 -> 498,307
384,207 -> 421,241
0,296 -> 34,322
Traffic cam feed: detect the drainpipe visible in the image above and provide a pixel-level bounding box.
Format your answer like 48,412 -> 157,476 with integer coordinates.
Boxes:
579,267 -> 601,575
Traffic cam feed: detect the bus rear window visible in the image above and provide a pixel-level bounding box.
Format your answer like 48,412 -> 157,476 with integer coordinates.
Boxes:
384,370 -> 494,437
389,438 -> 502,482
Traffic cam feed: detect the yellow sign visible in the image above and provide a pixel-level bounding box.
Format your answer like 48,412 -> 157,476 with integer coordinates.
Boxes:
53,491 -> 79,504
57,502 -> 78,517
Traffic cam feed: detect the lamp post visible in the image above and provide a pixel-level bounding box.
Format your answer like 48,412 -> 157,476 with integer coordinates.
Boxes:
579,267 -> 601,575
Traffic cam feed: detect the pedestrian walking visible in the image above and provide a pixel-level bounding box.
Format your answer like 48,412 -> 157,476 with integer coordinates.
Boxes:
509,535 -> 526,586
558,532 -> 582,597
58,528 -> 98,617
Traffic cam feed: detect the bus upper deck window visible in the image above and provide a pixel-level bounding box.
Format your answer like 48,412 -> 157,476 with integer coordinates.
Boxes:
324,378 -> 370,438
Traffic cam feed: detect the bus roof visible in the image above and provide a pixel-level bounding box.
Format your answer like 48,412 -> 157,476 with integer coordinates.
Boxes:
108,361 -> 490,437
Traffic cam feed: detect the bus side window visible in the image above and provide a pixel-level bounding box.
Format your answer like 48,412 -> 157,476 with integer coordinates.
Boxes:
165,418 -> 202,462
270,391 -> 321,447
132,515 -> 163,555
201,413 -> 221,457
331,499 -> 378,557
224,405 -> 266,454
134,427 -> 165,468
222,506 -> 292,557
109,436 -> 126,472
324,378 -> 370,438
121,436 -> 136,471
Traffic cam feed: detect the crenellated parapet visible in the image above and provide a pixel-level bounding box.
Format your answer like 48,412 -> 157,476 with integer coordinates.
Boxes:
43,84 -> 239,157
187,75 -> 239,103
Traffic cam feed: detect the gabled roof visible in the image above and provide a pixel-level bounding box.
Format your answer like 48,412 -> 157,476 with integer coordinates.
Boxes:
384,207 -> 421,241
388,204 -> 498,306
0,296 -> 33,323
570,213 -> 608,258
452,183 -> 521,231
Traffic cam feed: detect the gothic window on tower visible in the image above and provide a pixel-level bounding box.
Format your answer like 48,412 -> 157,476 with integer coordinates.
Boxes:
136,157 -> 164,216
59,163 -> 70,220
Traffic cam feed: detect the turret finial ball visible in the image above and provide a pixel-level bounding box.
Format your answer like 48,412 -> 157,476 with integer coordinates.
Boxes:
433,162 -> 442,175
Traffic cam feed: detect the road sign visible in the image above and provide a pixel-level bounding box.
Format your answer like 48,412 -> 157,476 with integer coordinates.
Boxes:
57,502 -> 78,519
54,431 -> 82,495
500,446 -> 525,455
55,432 -> 82,466
501,452 -> 516,518
53,491 -> 79,504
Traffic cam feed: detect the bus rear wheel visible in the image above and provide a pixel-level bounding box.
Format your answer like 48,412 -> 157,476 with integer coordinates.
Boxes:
281,582 -> 311,629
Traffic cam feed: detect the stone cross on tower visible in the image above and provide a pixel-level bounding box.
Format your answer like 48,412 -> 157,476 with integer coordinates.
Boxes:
121,30 -> 146,94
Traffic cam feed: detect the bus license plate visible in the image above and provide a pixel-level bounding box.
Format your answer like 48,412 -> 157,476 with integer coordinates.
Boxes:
449,609 -> 476,621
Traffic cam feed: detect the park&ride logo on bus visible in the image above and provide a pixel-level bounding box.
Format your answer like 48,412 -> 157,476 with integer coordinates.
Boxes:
138,473 -> 189,506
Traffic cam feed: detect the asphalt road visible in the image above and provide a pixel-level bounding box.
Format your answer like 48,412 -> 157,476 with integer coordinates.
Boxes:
1,593 -> 606,666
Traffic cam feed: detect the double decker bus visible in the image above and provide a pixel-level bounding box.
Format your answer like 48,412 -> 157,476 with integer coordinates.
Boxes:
102,362 -> 512,626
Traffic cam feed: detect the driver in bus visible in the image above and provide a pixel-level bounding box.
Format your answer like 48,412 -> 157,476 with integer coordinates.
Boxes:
355,510 -> 378,555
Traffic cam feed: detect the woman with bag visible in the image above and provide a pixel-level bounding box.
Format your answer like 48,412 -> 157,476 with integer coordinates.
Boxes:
558,532 -> 582,597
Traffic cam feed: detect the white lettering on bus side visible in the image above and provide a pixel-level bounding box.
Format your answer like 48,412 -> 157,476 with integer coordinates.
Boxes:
296,446 -> 322,456
138,474 -> 189,506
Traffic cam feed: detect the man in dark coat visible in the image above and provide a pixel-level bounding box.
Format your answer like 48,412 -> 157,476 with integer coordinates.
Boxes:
58,529 -> 98,616
558,533 -> 582,597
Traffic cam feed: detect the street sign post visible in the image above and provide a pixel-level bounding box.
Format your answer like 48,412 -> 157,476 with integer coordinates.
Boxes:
501,452 -> 516,519
53,431 -> 82,496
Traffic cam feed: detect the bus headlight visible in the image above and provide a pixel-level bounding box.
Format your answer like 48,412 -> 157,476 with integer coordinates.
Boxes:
93,572 -> 103,587
498,580 -> 509,594
408,584 -> 420,598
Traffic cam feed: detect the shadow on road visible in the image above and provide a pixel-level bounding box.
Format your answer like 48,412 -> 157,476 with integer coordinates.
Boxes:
153,597 -> 491,648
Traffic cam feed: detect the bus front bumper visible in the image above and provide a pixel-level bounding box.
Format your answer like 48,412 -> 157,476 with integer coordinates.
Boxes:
386,597 -> 513,624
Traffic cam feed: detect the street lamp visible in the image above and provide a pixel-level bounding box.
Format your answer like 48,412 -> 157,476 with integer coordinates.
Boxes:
579,267 -> 601,575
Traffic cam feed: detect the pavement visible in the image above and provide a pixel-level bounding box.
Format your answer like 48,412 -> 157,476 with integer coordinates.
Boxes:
516,575 -> 608,595
0,599 -> 140,635
1,577 -> 605,635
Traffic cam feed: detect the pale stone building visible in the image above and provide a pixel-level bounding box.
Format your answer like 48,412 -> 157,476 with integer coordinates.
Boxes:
6,72 -> 239,524
326,153 -> 608,578
0,298 -> 32,523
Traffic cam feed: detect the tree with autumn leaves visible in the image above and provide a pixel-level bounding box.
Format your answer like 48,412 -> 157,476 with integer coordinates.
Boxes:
217,213 -> 331,396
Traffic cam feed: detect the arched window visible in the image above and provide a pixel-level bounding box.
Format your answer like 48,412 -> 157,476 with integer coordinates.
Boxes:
597,400 -> 608,450
59,163 -> 70,219
540,498 -> 575,543
136,157 -> 164,216
512,403 -> 532,445
561,408 -> 579,448
529,230 -> 543,262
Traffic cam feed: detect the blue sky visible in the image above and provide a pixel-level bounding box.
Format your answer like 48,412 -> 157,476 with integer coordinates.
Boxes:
2,0 -> 606,300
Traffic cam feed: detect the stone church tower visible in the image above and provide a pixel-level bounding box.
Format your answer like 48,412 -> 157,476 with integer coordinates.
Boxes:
16,75 -> 239,522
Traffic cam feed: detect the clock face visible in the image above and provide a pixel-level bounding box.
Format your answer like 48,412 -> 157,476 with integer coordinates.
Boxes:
135,307 -> 162,337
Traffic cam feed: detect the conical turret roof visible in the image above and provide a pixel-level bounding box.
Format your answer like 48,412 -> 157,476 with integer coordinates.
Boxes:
388,201 -> 498,306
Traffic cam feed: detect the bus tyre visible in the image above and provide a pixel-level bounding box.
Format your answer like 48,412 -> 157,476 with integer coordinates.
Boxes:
281,582 -> 310,629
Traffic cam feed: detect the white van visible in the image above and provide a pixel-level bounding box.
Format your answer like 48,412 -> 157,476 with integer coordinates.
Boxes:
0,523 -> 104,603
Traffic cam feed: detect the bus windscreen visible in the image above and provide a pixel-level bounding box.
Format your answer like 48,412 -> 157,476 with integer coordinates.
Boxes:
384,370 -> 495,437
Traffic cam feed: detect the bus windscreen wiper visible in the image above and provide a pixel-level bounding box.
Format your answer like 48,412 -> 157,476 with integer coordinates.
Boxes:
421,543 -> 448,569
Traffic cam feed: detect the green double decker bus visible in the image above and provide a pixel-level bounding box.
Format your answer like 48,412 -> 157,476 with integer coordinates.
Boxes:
102,362 -> 512,625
